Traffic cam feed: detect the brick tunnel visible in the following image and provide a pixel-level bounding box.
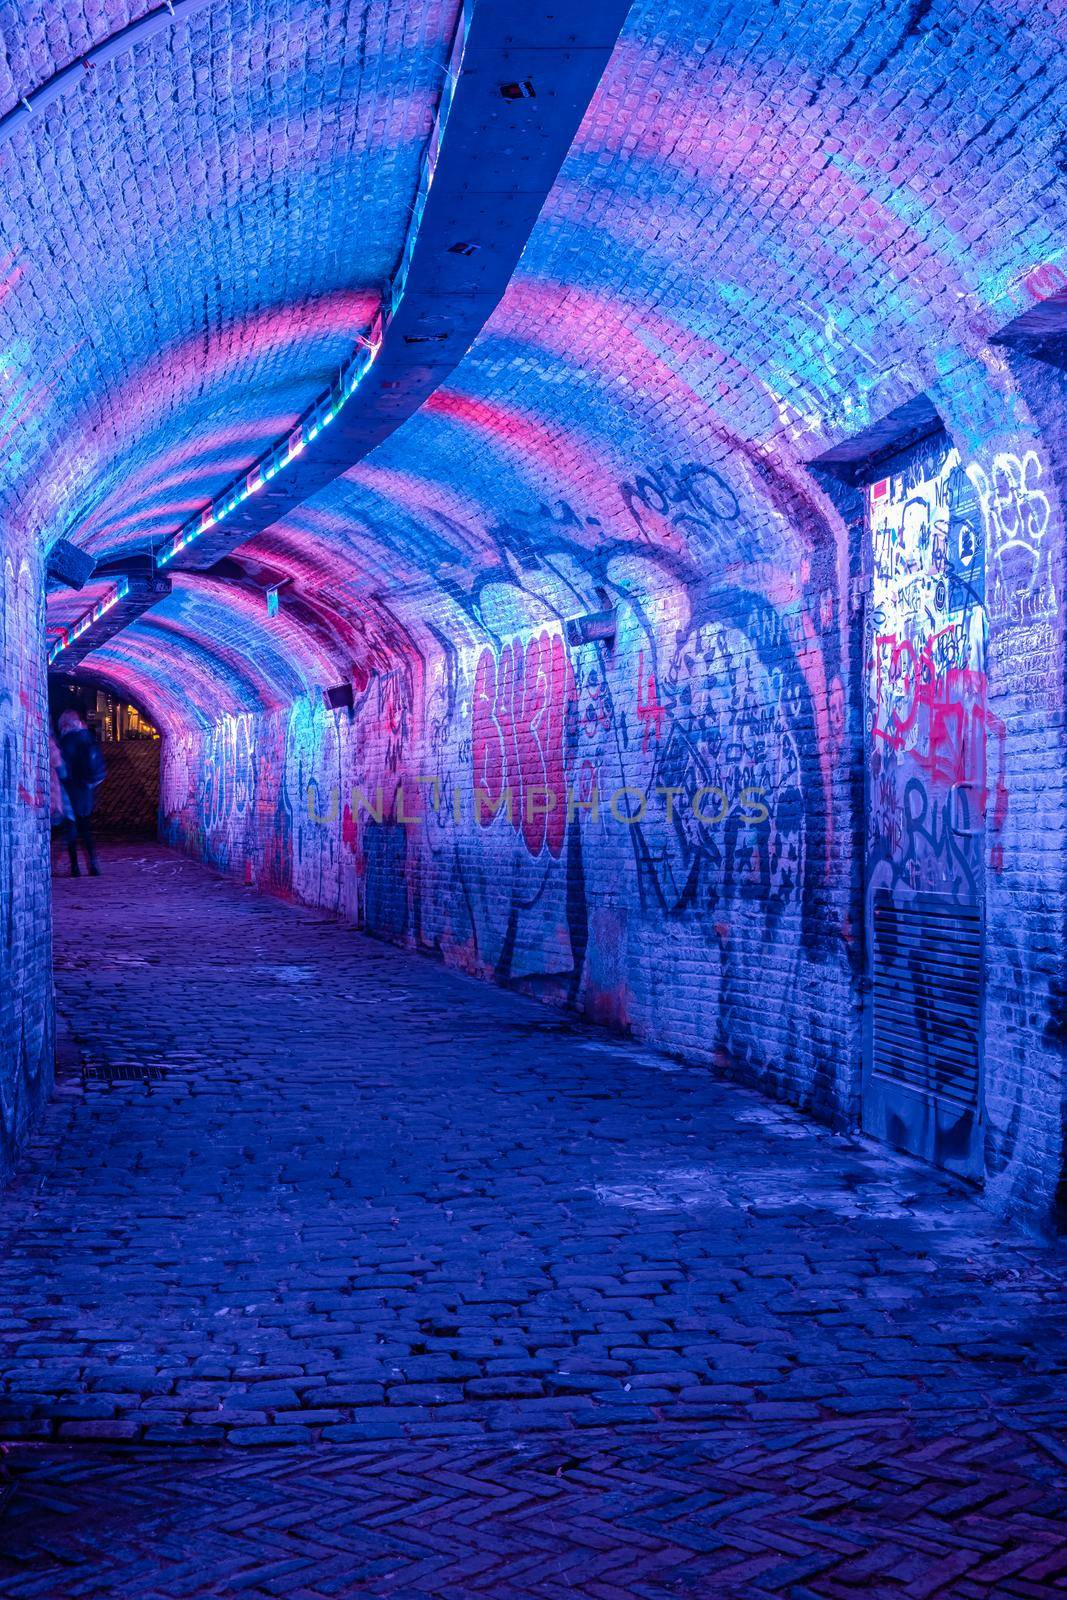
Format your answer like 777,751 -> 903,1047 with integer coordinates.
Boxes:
1,0 -> 1066,1593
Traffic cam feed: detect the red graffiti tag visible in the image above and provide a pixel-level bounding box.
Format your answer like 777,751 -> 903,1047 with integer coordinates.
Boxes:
872,631 -> 1009,863
636,649 -> 664,751
472,630 -> 572,858
1024,261 -> 1067,302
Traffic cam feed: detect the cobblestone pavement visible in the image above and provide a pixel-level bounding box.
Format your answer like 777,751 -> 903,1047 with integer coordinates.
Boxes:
0,845 -> 1065,1597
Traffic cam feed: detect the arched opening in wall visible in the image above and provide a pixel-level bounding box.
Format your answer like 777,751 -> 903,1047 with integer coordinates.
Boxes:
48,675 -> 162,845
812,396 -> 988,1184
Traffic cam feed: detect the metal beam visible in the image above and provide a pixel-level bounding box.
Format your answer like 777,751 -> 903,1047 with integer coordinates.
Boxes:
170,0 -> 632,570
48,575 -> 171,671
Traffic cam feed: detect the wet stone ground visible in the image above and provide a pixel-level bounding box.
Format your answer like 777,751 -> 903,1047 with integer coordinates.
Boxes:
0,844 -> 1065,1597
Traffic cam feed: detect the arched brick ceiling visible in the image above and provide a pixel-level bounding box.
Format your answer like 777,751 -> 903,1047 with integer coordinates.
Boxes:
24,0 -> 1067,725
2,0 -> 458,553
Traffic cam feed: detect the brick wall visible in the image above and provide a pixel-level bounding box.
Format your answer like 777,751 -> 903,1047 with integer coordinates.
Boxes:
938,362 -> 1067,1229
0,535 -> 53,1184
94,741 -> 161,838
161,353 -> 1067,1231
13,0 -> 1065,1224
162,509 -> 861,1136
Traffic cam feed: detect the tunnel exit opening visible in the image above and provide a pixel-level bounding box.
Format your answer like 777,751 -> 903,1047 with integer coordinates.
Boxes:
48,678 -> 163,846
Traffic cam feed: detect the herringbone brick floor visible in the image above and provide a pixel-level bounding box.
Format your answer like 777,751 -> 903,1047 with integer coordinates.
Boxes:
1,846 -> 1065,1597
3,1421 -> 1066,1598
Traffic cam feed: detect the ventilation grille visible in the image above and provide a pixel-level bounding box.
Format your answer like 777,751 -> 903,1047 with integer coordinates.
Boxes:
82,1063 -> 167,1085
871,890 -> 982,1109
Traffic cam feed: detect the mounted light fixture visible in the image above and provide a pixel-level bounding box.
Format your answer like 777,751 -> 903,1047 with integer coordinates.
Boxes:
0,0 -> 214,147
46,539 -> 95,591
565,607 -> 617,649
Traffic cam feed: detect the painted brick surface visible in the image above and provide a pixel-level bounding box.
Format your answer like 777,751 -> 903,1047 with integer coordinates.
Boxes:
152,0 -> 1065,1230
946,363 -> 1067,1226
0,534 -> 52,1183
162,543 -> 858,1131
4,0 -> 1062,1218
0,0 -> 459,580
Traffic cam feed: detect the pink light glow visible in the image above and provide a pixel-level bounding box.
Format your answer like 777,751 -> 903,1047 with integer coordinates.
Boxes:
71,292 -> 380,551
567,44 -> 974,324
494,275 -> 766,434
86,634 -> 253,731
422,388 -> 622,505
76,419 -> 304,552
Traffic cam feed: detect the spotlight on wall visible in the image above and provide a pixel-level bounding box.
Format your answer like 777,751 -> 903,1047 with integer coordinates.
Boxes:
565,606 -> 617,649
323,683 -> 355,712
46,540 -> 95,591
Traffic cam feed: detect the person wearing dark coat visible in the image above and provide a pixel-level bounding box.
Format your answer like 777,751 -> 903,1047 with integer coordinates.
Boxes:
57,709 -> 105,876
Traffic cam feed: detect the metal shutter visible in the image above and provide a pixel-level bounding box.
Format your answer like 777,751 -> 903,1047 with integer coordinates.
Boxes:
871,889 -> 982,1109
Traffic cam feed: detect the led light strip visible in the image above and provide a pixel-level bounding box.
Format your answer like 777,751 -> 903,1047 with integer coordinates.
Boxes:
48,578 -> 130,665
49,4 -> 469,663
0,0 -> 216,147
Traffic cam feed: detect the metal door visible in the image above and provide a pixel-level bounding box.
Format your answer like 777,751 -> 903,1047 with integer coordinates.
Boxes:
861,436 -> 998,1178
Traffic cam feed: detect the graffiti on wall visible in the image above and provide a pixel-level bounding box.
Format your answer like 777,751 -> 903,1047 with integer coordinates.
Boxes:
407,472 -> 844,1091
0,549 -> 51,1176
866,445 -> 1007,897
634,606 -> 806,937
863,439 -> 999,1161
971,448 -> 1054,616
160,731 -> 192,821
200,712 -> 256,835
619,460 -> 740,560
164,454 -> 850,1109
472,630 -> 572,859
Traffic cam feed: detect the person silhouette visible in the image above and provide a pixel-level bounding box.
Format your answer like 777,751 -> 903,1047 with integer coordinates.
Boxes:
57,709 -> 106,876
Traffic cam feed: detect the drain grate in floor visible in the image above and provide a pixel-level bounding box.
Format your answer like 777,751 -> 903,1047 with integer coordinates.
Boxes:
82,1063 -> 168,1085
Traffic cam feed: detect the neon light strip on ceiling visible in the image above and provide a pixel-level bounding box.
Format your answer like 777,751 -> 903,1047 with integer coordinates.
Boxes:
48,578 -> 130,664
49,3 -> 469,664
